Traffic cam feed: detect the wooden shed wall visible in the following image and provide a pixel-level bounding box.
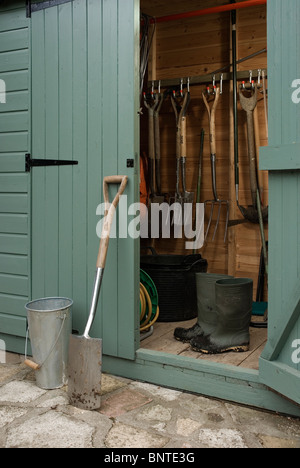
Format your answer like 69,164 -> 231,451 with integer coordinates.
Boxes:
0,1 -> 30,348
140,0 -> 268,298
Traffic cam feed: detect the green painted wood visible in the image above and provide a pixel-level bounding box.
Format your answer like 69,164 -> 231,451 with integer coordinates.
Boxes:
260,143 -> 300,171
44,6 -> 59,297
0,312 -> 26,337
0,174 -> 28,192
0,111 -> 29,132
0,28 -> 28,53
57,1 -> 73,302
0,91 -> 29,113
71,0 -> 88,334
31,7 -> 46,302
0,154 -> 26,173
0,2 -> 30,353
0,273 -> 28,296
0,50 -> 29,73
260,359 -> 300,407
259,0 -> 300,404
0,7 -> 28,32
0,70 -> 28,93
0,214 -> 28,233
99,0 -> 118,358
0,132 -> 28,151
0,194 -> 28,213
0,254 -> 28,276
0,333 -> 29,355
30,0 -> 139,360
0,293 -> 27,316
116,0 -> 140,359
103,352 -> 300,418
0,233 -> 28,255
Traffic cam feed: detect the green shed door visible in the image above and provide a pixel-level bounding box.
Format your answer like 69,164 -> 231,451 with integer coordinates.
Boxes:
30,0 -> 140,360
259,0 -> 300,405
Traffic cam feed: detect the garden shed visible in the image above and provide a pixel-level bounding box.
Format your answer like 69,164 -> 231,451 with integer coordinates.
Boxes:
0,0 -> 300,417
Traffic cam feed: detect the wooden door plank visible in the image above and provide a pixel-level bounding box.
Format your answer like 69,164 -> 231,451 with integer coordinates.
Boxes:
0,273 -> 28,296
58,1 -> 73,301
96,0 -> 118,356
43,7 -> 59,297
0,214 -> 28,234
0,194 -> 28,213
0,253 -> 28,276
0,292 -> 27,316
31,9 -> 46,300
116,0 -> 140,360
71,0 -> 88,334
0,28 -> 28,53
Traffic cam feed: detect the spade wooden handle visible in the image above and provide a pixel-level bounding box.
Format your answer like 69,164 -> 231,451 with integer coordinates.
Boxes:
96,176 -> 128,269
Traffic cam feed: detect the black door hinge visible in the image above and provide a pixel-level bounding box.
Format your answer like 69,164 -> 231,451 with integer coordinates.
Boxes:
26,0 -> 73,18
25,153 -> 78,172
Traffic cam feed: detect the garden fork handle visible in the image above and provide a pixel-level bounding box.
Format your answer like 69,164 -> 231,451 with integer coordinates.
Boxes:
202,88 -> 220,156
203,88 -> 221,200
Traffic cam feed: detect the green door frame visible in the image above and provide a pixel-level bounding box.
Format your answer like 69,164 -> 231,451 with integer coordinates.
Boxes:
259,0 -> 300,406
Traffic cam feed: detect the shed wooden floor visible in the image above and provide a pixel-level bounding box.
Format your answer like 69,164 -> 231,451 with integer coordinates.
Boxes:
141,319 -> 267,370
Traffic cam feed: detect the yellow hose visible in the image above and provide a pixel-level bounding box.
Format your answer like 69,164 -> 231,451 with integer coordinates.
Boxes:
140,282 -> 159,332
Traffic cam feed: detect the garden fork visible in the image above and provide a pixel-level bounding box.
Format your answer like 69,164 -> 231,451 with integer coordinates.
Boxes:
202,87 -> 229,243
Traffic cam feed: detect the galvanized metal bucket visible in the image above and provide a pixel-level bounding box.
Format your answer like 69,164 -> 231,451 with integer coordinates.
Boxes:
25,298 -> 73,390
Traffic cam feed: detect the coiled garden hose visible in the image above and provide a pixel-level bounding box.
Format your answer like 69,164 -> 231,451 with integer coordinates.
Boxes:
140,282 -> 159,333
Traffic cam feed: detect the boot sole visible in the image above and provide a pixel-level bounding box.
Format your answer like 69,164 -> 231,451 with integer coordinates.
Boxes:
174,336 -> 192,344
192,344 -> 250,355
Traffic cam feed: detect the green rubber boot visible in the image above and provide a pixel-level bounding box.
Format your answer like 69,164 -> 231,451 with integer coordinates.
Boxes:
190,278 -> 253,354
174,273 -> 233,343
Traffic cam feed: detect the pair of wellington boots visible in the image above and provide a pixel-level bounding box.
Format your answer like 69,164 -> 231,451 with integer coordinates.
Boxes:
174,273 -> 253,354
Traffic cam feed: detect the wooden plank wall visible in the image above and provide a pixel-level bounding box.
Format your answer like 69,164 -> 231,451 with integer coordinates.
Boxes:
140,0 -> 268,298
0,1 -> 30,351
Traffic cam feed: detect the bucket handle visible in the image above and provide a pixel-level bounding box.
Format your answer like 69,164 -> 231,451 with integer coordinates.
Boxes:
24,312 -> 67,371
184,257 -> 207,271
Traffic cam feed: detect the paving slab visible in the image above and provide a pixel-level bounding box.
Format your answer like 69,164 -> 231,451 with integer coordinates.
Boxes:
105,422 -> 169,449
0,407 -> 28,429
198,428 -> 248,448
5,411 -> 94,449
100,388 -> 153,418
0,381 -> 47,404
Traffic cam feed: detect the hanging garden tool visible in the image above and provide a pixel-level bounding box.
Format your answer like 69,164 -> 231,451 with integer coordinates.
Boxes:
202,86 -> 229,243
170,85 -> 192,225
153,87 -> 165,204
193,129 -> 205,254
239,83 -> 269,278
143,91 -> 159,206
230,4 -> 268,226
238,83 -> 268,224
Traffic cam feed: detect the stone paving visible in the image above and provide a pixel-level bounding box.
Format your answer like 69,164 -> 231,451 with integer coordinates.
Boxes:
1,353 -> 300,449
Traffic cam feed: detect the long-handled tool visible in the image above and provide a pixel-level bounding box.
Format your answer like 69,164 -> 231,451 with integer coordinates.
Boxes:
144,93 -> 159,205
171,89 -> 192,225
154,92 -> 165,204
230,3 -> 268,226
68,175 -> 128,411
238,84 -> 268,224
193,129 -> 205,254
203,87 -> 229,243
